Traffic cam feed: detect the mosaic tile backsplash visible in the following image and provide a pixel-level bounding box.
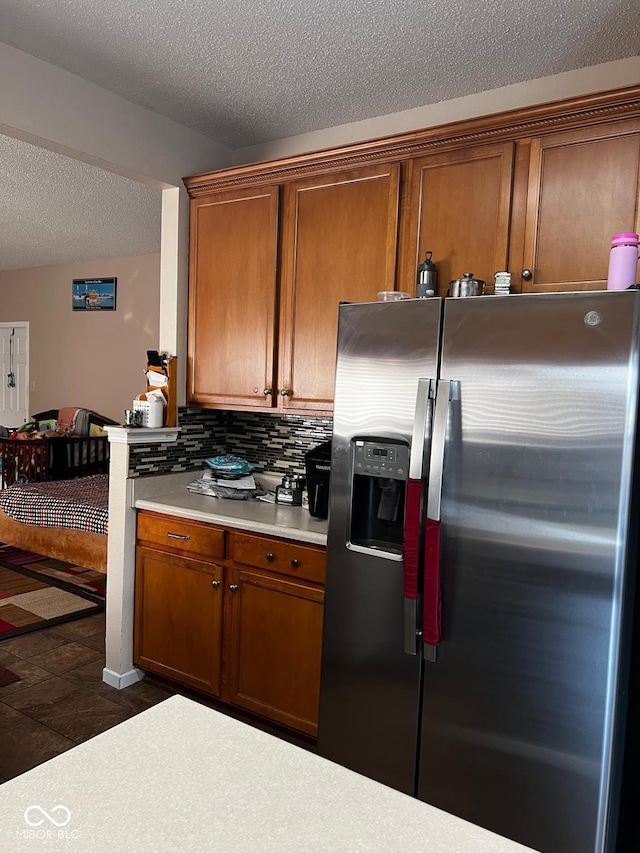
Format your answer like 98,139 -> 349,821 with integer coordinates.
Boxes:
226,412 -> 332,475
128,408 -> 332,478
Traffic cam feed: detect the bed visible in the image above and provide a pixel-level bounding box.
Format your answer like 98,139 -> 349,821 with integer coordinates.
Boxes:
0,475 -> 109,573
0,408 -> 116,573
0,408 -> 116,489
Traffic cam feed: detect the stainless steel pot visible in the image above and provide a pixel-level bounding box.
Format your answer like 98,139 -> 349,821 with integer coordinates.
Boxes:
448,272 -> 486,298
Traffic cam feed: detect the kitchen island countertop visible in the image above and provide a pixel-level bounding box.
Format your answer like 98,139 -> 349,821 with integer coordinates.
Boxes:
0,695 -> 537,853
135,490 -> 328,546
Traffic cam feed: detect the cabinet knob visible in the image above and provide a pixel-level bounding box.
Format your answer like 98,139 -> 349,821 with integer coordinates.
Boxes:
229,584 -> 238,592
280,388 -> 290,397
522,269 -> 532,280
266,552 -> 275,562
291,558 -> 299,568
211,580 -> 221,588
263,388 -> 272,396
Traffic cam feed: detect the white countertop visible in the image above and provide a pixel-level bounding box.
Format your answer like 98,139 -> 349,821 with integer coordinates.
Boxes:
135,490 -> 328,546
0,695 -> 537,853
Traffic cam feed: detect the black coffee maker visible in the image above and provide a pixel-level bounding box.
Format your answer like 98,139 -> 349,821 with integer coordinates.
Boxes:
304,441 -> 332,519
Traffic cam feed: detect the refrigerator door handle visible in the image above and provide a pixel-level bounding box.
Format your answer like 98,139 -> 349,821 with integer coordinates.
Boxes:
403,378 -> 434,655
423,378 -> 452,661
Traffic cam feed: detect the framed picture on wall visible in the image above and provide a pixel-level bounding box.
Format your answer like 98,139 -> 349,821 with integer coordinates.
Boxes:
72,278 -> 117,311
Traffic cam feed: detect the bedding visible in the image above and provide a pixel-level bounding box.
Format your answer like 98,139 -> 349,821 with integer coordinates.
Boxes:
0,475 -> 108,535
0,475 -> 109,573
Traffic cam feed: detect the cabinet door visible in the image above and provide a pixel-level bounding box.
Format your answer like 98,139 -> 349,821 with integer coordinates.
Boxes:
278,163 -> 400,413
225,566 -> 324,736
188,185 -> 279,409
399,143 -> 514,296
134,546 -> 224,695
519,119 -> 640,292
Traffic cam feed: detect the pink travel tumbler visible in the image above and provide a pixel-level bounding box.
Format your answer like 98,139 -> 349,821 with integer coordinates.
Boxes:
607,233 -> 639,290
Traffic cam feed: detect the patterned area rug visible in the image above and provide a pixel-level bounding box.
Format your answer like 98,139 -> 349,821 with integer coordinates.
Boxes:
0,544 -> 105,640
0,664 -> 20,686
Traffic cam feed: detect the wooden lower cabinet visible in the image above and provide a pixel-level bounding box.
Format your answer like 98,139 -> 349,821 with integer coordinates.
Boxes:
134,546 -> 224,695
134,512 -> 326,736
225,566 -> 324,737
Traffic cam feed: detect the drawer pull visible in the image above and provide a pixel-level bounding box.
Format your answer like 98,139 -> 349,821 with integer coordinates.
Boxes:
211,580 -> 221,588
266,552 -> 275,562
166,532 -> 190,540
229,584 -> 239,592
291,558 -> 300,568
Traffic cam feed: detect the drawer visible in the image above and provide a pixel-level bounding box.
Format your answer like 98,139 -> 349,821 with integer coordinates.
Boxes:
230,533 -> 325,584
137,512 -> 225,561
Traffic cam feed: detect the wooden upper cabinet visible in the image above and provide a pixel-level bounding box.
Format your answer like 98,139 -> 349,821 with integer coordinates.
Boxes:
399,143 -> 515,296
277,163 -> 400,412
184,87 -> 640,408
518,119 -> 640,292
188,185 -> 279,408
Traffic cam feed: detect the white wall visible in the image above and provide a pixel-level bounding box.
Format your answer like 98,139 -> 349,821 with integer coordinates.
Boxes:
0,42 -> 230,186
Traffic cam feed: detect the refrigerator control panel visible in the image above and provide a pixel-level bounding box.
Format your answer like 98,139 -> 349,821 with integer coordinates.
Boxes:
353,441 -> 409,481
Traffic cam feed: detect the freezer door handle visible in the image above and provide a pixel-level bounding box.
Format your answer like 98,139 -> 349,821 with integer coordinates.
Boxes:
402,378 -> 433,655
423,519 -> 442,658
423,379 -> 452,659
426,379 -> 451,522
408,378 -> 433,481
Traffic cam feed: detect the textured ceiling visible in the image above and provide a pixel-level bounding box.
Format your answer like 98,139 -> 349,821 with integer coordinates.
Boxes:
2,0 -> 639,148
0,0 -> 638,271
0,135 -> 161,271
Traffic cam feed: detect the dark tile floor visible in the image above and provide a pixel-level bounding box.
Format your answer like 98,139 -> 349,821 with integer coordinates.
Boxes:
0,612 -> 175,782
0,612 -> 315,784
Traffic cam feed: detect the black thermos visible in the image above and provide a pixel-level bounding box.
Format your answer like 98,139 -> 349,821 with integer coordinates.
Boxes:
416,251 -> 438,297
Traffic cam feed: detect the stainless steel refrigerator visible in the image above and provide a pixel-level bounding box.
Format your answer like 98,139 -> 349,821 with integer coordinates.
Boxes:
317,292 -> 639,853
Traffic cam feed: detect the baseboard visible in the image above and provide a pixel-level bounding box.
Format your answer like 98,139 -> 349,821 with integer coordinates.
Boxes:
102,666 -> 145,690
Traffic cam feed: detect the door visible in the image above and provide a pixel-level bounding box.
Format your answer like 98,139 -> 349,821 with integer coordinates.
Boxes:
0,323 -> 29,427
399,142 -> 514,296
418,292 -> 639,853
225,566 -> 324,736
318,299 -> 442,795
187,185 -> 279,409
278,163 -> 400,412
518,119 -> 640,292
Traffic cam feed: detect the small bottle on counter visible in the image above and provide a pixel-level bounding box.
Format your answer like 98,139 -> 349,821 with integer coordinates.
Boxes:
493,272 -> 511,295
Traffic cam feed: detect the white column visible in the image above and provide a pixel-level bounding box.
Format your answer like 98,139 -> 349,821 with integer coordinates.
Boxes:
103,426 -> 179,689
